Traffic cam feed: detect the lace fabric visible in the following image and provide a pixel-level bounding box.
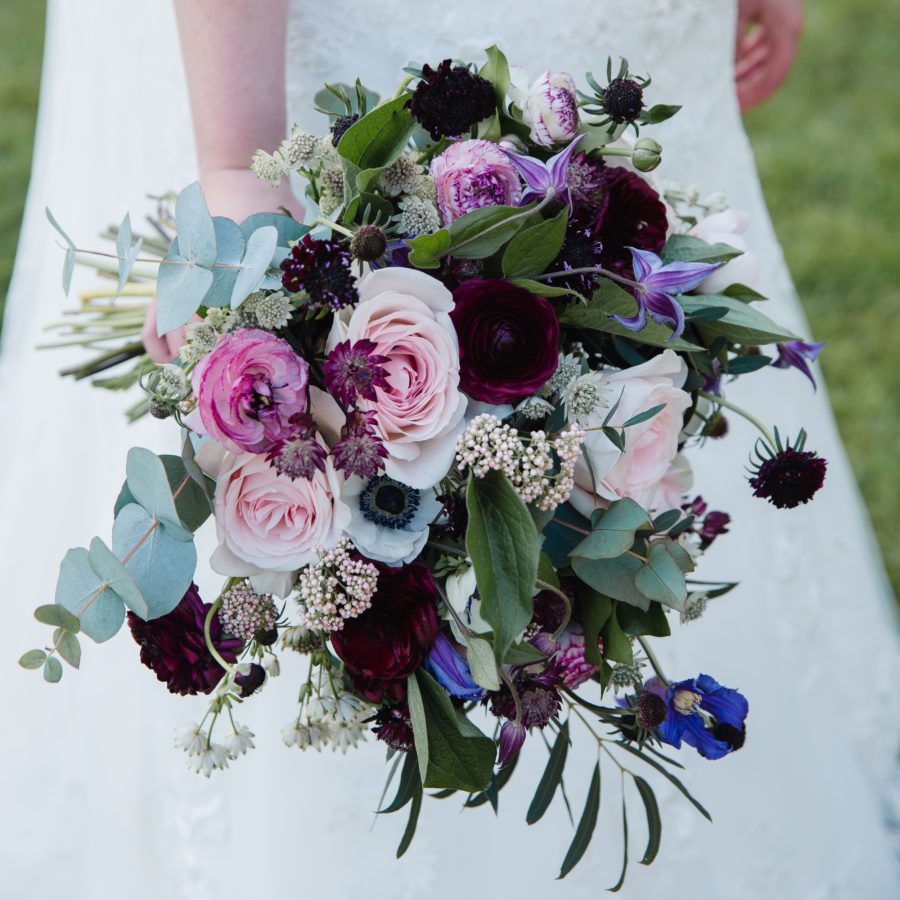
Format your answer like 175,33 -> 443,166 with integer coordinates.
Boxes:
0,0 -> 898,896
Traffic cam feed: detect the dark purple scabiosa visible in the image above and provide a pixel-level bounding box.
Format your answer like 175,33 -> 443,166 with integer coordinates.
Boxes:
280,235 -> 358,310
749,436 -> 828,509
700,510 -> 731,547
773,340 -> 825,390
349,224 -> 388,263
323,339 -> 390,409
265,413 -> 328,481
603,78 -> 645,124
127,584 -> 242,696
234,662 -> 266,698
372,704 -> 415,752
450,279 -> 560,404
331,113 -> 359,147
331,409 -> 389,479
549,206 -> 606,294
407,59 -> 496,140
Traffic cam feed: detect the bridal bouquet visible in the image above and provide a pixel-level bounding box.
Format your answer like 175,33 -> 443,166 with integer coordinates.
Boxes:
26,48 -> 828,882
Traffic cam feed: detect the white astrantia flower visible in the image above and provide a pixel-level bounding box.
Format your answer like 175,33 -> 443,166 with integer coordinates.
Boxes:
444,565 -> 489,642
174,723 -> 207,757
192,743 -> 230,777
342,474 -> 442,567
330,720 -> 367,753
263,655 -> 280,677
224,724 -> 256,759
282,720 -> 330,751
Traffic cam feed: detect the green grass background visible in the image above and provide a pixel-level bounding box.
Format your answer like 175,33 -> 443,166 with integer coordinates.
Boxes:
0,1 -> 897,594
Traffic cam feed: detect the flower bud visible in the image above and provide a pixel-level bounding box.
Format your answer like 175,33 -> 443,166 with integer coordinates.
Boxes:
632,137 -> 662,172
522,72 -> 580,147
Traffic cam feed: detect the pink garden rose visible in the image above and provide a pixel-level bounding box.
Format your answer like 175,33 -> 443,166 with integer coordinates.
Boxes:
188,328 -> 309,455
196,441 -> 350,598
514,70 -> 580,146
689,210 -> 760,294
430,139 -> 523,225
325,268 -> 467,489
570,350 -> 692,514
648,453 -> 693,514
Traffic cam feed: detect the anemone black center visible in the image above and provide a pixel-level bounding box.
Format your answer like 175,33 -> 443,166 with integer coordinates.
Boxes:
359,475 -> 420,529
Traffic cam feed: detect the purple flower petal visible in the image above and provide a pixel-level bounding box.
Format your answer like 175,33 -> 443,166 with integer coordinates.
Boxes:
773,340 -> 825,390
644,259 -> 721,295
644,289 -> 686,339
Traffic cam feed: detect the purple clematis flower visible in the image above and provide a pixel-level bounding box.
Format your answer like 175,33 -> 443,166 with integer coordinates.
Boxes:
613,247 -> 721,341
773,340 -> 825,390
424,633 -> 486,701
503,134 -> 585,206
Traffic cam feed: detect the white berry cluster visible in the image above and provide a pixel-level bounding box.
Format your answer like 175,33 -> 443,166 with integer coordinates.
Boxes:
218,582 -> 277,642
396,195 -> 441,236
456,414 -> 585,511
294,538 -> 379,632
378,154 -> 421,197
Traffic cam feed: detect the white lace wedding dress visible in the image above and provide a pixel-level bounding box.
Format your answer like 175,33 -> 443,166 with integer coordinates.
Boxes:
2,1 -> 898,897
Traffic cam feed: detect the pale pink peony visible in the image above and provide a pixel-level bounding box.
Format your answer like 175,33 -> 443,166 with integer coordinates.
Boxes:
325,268 -> 466,489
188,328 -> 309,455
570,350 -> 692,514
689,210 -> 760,294
197,440 -> 350,598
430,139 -> 523,225
519,71 -> 580,146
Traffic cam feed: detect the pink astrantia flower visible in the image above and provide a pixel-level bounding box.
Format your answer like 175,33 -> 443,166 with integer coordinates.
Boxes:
188,328 -> 309,455
430,139 -> 523,225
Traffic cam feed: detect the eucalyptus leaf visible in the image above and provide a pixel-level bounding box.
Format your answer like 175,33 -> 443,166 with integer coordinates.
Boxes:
501,207 -> 569,278
54,629 -> 81,669
571,499 -> 650,560
45,207 -> 75,248
527,721 -> 569,824
239,213 -> 309,248
572,554 -> 650,611
18,649 -> 47,670
338,95 -> 416,170
465,470 -> 539,663
115,212 -> 143,295
125,447 -> 190,538
43,657 -> 63,684
633,775 -> 662,865
62,248 -> 76,295
55,547 -> 126,643
175,181 -> 217,267
727,354 -> 772,375
651,509 -> 682,533
633,540 -> 688,612
679,294 -> 799,345
231,225 -> 278,309
88,537 -> 147,619
203,217 -> 245,307
33,604 -> 80,633
541,502 -> 591,569
558,763 -> 601,879
156,255 -> 213,335
661,234 -> 741,265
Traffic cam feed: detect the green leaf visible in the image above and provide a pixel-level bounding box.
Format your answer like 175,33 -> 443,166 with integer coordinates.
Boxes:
54,629 -> 81,669
623,403 -> 667,428
541,502 -> 591,569
115,212 -> 143,295
726,354 -> 772,375
231,225 -> 278,308
640,103 -> 681,124
510,278 -> 586,302
616,601 -> 671,638
679,294 -> 799,345
406,671 -> 495,793
18,649 -> 47,669
479,44 -> 510,108
601,604 -> 634,664
448,203 -> 534,260
125,447 -> 190,538
338,94 -> 416,170
527,721 -> 569,824
661,234 -> 742,265
34,604 -> 80,633
156,255 -> 213,335
378,751 -> 420,814
571,499 -> 650,560
464,635 -> 500,691
633,540 -> 689,612
536,552 -> 560,590
608,792 -> 629,892
62,247 -> 75,295
652,509 -> 682,533
396,781 -> 423,858
723,282 -> 768,303
503,642 -> 547,665
88,537 -> 147,619
43,657 -> 63,684
202,217 -> 244,308
558,763 -> 601,879
345,189 -> 395,224
559,280 -> 702,351
501,207 -> 569,278
55,547 -> 126,643
466,751 -> 519,809
465,470 -> 539,663
572,554 -> 650,611
633,775 -> 662,865
175,182 -> 217,267
406,228 -> 451,269
45,207 -> 75,249
577,587 -> 613,665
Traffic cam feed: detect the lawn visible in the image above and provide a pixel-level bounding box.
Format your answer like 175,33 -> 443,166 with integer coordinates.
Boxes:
0,2 -> 897,594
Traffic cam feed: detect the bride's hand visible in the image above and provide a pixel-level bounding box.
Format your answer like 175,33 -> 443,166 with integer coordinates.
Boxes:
735,0 -> 805,112
141,169 -> 303,364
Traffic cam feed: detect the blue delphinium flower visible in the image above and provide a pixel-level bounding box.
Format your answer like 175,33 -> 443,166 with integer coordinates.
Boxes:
647,673 -> 748,760
503,134 -> 585,206
613,247 -> 721,340
424,633 -> 486,701
773,340 -> 825,390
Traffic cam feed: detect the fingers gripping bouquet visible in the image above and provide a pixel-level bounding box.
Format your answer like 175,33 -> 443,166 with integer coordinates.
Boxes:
28,50 -> 827,881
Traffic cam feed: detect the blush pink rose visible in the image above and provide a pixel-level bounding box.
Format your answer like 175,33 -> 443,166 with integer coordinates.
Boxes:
326,268 -> 467,489
570,350 -> 692,515
196,440 -> 350,598
188,328 -> 309,455
689,210 -> 759,294
430,139 -> 523,225
648,453 -> 694,514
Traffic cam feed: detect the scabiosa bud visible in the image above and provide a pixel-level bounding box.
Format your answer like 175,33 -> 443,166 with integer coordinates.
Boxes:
280,235 -> 358,310
323,339 -> 390,408
266,413 -> 328,481
331,113 -> 359,146
148,399 -> 173,420
332,409 -> 389,479
372,704 -> 415,752
407,59 -> 496,140
636,689 -> 668,729
350,225 -> 388,263
749,441 -> 827,509
234,662 -> 266,698
632,137 -> 662,172
702,411 -> 730,439
603,78 -> 644,123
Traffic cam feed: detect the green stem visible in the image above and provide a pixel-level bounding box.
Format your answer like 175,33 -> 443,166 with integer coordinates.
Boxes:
312,216 -> 354,239
535,264 -> 643,292
698,390 -> 776,447
636,636 -> 669,688
204,598 -> 235,676
536,578 -> 573,640
392,74 -> 415,99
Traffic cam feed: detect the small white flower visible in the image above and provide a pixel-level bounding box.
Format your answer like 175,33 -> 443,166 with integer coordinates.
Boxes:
681,591 -> 709,624
191,743 -> 230,777
396,195 -> 440,236
251,149 -> 287,186
379,155 -> 421,197
445,565 -> 489,642
174,723 -> 207,757
224,724 -> 256,758
280,126 -> 320,168
263,655 -> 281,677
255,292 -> 293,331
331,721 -> 367,753
282,720 -> 330,751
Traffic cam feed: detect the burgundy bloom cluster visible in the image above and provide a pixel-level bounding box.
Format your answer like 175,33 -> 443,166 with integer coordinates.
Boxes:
330,562 -> 441,703
332,409 -> 389,480
127,584 -> 242,696
266,412 -> 328,481
750,446 -> 827,509
407,59 -> 496,140
684,496 -> 732,549
280,234 -> 359,310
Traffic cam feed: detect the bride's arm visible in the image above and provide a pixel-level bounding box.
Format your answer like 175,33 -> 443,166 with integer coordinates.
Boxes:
144,0 -> 302,362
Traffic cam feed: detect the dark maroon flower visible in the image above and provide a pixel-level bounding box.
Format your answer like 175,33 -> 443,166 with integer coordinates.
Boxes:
450,279 -> 560,404
266,413 -> 328,480
127,585 -> 242,696
323,339 -> 390,409
603,78 -> 645,123
407,59 -> 496,140
434,490 -> 468,540
700,510 -> 731,546
749,445 -> 827,509
330,562 -> 440,703
589,167 -> 668,275
235,662 -> 266,697
684,495 -> 708,517
331,409 -> 388,479
490,672 -> 562,729
331,113 -> 359,147
280,235 -> 358,310
372,704 -> 415,752
549,206 -> 606,294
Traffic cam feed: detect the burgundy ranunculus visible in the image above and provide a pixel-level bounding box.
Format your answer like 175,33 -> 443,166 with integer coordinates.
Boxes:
330,562 -> 440,702
450,279 -> 560,404
590,167 -> 668,275
127,584 -> 243,696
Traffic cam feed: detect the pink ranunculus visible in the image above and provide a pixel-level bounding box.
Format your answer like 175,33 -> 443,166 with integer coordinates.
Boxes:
648,453 -> 694,515
570,350 -> 692,515
326,268 -> 467,490
689,210 -> 760,294
430,139 -> 523,225
196,441 -> 350,599
188,328 -> 309,455
521,71 -> 580,146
